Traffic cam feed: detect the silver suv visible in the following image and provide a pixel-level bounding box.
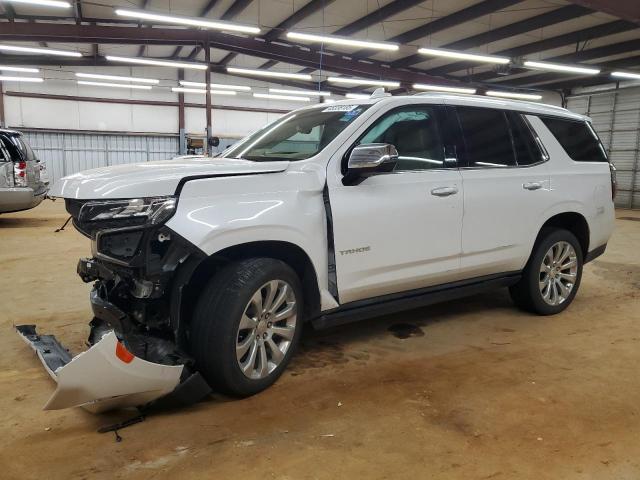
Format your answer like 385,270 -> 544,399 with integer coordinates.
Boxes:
0,129 -> 48,214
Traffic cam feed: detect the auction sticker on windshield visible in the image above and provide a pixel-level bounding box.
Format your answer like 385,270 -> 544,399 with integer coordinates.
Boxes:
322,104 -> 360,113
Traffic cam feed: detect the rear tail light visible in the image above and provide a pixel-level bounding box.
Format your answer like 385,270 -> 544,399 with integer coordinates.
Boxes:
609,163 -> 617,201
14,161 -> 27,187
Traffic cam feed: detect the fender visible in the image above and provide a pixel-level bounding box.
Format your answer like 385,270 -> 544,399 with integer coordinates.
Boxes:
166,171 -> 337,310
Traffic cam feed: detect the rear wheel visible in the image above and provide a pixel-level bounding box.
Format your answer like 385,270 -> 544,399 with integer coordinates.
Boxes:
509,228 -> 583,315
190,258 -> 303,396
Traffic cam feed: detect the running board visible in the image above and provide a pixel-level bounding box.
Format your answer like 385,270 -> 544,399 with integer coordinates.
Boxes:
312,272 -> 521,330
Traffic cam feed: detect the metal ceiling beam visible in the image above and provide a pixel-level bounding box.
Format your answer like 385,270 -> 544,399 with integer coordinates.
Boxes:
297,0 -> 521,80
492,38 -> 640,87
468,20 -> 638,82
0,22 -> 468,88
171,0 -> 219,58
334,0 -> 425,36
259,0 -> 424,73
136,0 -> 152,57
389,0 -> 522,45
564,1 -> 640,25
188,0 -> 254,61
541,54 -> 640,90
393,4 -> 593,70
225,0 -> 337,68
0,53 -> 351,94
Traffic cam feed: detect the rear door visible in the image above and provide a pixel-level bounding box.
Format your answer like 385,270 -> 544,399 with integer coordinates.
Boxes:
452,106 -> 551,277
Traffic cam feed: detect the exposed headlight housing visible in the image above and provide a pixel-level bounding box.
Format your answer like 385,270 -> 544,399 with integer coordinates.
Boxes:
78,196 -> 177,226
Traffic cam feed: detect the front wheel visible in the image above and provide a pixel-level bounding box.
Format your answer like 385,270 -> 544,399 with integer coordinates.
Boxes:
190,258 -> 303,396
510,228 -> 583,315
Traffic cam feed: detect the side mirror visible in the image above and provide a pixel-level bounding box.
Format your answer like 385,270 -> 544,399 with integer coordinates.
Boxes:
343,143 -> 398,185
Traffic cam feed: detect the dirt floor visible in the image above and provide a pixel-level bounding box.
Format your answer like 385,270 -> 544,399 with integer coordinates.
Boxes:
1,200 -> 639,480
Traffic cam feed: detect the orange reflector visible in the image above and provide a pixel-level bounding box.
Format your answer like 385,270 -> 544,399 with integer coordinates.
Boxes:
115,341 -> 135,364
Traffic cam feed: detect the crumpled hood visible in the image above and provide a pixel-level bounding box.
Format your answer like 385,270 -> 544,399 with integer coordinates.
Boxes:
49,157 -> 290,199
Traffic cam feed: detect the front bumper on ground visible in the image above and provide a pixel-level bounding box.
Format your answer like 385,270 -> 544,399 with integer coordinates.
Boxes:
16,325 -> 184,413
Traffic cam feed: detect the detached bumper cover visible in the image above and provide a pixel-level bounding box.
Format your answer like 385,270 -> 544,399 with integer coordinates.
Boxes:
16,325 -> 183,413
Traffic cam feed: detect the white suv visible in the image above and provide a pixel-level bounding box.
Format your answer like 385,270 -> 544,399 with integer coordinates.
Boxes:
18,93 -> 616,412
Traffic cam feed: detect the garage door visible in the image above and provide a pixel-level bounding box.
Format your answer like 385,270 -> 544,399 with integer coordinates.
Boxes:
567,87 -> 640,209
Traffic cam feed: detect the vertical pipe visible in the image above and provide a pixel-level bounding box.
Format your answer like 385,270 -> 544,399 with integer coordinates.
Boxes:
0,83 -> 5,128
204,34 -> 212,155
178,70 -> 186,155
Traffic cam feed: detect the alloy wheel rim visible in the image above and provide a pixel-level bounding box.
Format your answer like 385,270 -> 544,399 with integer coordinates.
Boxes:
236,280 -> 297,379
539,241 -> 578,306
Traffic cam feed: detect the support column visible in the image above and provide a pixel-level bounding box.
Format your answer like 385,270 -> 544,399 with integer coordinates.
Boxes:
178,70 -> 186,155
204,34 -> 212,155
0,83 -> 5,128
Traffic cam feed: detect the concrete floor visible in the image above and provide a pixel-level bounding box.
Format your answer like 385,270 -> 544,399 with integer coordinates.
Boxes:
1,200 -> 639,480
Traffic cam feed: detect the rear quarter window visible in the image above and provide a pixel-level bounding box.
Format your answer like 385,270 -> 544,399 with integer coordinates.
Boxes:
540,117 -> 608,162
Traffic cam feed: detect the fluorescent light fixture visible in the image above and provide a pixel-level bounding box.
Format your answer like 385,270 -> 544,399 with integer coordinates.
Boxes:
523,60 -> 600,75
413,83 -> 476,94
253,93 -> 311,102
611,71 -> 640,80
486,90 -> 542,101
269,88 -> 331,97
286,31 -> 399,51
77,80 -> 152,90
114,9 -> 260,34
0,65 -> 39,73
0,75 -> 43,82
106,55 -> 207,70
322,99 -> 336,103
76,72 -> 159,84
328,77 -> 400,88
0,44 -> 82,57
171,87 -> 236,95
418,47 -> 509,64
179,81 -> 251,91
2,0 -> 71,7
227,67 -> 313,81
345,93 -> 370,99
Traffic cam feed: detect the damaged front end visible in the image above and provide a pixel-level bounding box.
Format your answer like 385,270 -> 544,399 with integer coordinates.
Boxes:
17,196 -> 211,412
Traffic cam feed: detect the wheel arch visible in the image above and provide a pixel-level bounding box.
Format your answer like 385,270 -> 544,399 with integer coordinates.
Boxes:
174,240 -> 321,337
536,211 -> 590,257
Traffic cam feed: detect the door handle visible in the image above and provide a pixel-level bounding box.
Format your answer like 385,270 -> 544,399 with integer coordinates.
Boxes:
523,182 -> 543,191
430,186 -> 458,197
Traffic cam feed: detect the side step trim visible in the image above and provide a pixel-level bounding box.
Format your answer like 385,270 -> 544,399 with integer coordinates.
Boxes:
312,272 -> 521,330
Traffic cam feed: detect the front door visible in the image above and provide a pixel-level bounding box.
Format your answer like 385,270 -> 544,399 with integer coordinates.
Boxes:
328,105 -> 464,304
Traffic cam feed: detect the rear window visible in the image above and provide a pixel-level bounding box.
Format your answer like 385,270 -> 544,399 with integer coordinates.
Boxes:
540,117 -> 608,162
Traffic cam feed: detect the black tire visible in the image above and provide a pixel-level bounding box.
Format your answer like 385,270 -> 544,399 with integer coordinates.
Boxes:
190,258 -> 304,396
509,227 -> 584,315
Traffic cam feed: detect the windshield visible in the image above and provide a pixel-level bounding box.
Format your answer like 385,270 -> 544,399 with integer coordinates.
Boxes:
223,104 -> 372,162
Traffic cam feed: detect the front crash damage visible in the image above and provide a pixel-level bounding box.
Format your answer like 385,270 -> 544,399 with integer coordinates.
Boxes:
16,326 -> 183,413
16,197 -> 212,413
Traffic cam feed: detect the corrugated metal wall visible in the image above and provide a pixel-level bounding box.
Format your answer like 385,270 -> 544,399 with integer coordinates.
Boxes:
20,130 -> 180,185
567,87 -> 640,209
20,130 -> 243,185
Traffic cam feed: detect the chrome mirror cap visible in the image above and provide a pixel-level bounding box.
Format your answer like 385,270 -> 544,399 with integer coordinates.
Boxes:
347,143 -> 399,170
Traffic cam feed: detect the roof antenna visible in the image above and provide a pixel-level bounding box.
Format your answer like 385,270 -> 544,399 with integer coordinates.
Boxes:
370,88 -> 391,98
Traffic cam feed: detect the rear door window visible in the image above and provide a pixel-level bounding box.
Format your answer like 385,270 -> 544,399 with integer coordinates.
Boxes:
508,113 -> 543,166
455,107 -> 516,168
540,117 -> 608,162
